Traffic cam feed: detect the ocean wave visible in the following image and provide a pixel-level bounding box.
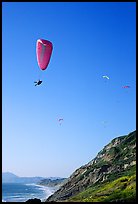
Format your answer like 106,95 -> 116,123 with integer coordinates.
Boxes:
35,185 -> 58,199
25,183 -> 36,186
2,183 -> 57,202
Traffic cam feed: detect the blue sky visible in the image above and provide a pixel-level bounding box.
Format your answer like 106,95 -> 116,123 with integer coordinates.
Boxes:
2,2 -> 136,178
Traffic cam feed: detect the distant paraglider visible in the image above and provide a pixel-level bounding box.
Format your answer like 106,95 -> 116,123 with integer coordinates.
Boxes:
122,85 -> 130,88
58,118 -> 64,125
102,75 -> 109,80
34,39 -> 53,86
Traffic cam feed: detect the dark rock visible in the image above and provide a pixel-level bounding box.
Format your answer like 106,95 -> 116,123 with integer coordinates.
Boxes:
26,198 -> 41,203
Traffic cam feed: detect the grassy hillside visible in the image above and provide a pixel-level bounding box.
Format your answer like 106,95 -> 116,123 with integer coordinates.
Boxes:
67,166 -> 136,202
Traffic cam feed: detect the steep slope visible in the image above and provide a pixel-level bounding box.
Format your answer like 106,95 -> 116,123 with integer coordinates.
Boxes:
46,130 -> 136,202
67,171 -> 136,202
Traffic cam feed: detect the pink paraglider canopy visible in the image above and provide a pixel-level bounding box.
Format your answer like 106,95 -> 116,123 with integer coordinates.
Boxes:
36,39 -> 53,70
122,85 -> 130,88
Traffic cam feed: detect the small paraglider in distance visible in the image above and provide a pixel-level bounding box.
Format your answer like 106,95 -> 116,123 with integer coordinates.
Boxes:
58,118 -> 64,125
59,118 -> 63,122
102,75 -> 110,80
122,85 -> 130,88
34,80 -> 43,86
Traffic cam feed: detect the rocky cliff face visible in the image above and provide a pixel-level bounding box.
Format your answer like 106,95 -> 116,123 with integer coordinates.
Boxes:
38,178 -> 66,187
46,130 -> 136,202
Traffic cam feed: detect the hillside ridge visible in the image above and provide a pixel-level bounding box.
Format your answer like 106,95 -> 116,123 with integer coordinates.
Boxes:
46,130 -> 136,202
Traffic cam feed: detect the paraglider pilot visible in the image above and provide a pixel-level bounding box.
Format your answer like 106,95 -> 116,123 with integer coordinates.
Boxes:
34,80 -> 42,86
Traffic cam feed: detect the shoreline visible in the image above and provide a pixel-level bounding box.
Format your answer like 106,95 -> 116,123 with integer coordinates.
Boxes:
2,182 -> 58,202
26,183 -> 59,202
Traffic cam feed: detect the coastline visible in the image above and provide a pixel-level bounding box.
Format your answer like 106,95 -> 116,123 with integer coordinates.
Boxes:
36,184 -> 58,202
2,182 -> 58,202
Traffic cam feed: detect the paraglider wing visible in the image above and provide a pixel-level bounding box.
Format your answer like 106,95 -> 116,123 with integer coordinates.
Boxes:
59,119 -> 63,122
102,75 -> 109,80
122,85 -> 130,88
36,39 -> 53,70
57,118 -> 64,125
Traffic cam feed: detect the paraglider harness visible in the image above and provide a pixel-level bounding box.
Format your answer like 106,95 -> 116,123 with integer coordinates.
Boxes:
34,80 -> 42,86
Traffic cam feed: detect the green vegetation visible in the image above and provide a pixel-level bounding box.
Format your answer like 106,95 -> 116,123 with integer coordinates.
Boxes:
107,165 -> 136,182
67,169 -> 136,202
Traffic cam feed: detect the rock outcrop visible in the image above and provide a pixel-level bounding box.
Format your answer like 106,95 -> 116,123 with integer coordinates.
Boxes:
26,198 -> 41,203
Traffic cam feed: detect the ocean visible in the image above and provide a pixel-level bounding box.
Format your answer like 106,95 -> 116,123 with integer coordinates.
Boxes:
2,183 -> 57,202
